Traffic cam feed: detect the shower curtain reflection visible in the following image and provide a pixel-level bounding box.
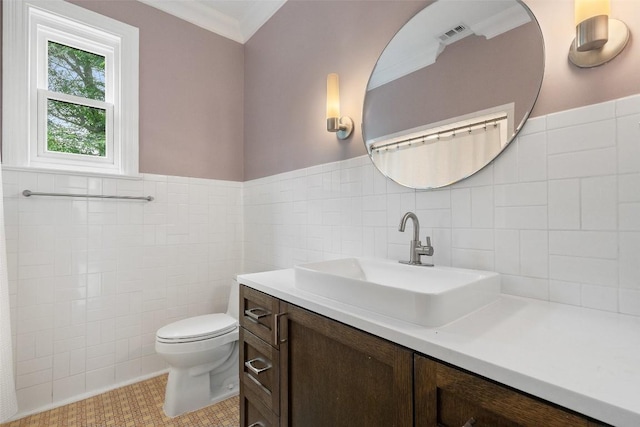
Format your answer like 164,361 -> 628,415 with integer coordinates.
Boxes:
371,120 -> 504,189
0,164 -> 18,422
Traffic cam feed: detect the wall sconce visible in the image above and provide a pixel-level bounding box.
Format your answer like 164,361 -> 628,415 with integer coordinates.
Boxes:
568,0 -> 630,68
326,73 -> 353,140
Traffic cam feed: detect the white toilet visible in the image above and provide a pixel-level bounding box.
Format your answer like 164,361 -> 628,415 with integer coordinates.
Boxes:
155,280 -> 240,417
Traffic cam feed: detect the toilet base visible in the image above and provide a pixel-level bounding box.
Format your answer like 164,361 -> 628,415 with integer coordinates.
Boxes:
162,344 -> 239,418
163,377 -> 239,418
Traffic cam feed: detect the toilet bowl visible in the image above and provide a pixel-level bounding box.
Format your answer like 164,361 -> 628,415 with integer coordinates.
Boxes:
155,280 -> 240,417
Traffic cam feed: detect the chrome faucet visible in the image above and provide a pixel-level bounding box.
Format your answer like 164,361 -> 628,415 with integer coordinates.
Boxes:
398,212 -> 434,266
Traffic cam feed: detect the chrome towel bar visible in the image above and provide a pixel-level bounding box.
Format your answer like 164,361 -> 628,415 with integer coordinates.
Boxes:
22,189 -> 154,202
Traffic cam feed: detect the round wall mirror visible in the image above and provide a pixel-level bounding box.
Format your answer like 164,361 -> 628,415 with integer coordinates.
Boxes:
362,0 -> 544,189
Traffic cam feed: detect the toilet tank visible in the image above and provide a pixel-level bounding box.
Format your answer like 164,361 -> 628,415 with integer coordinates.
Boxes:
226,279 -> 239,320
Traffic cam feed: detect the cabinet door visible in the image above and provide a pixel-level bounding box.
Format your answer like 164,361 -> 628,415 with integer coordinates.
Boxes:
415,354 -> 607,427
279,302 -> 413,427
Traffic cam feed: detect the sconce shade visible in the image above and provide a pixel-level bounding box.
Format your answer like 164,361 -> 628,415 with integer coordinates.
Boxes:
326,73 -> 341,119
575,0 -> 610,25
575,0 -> 610,51
326,73 -> 353,140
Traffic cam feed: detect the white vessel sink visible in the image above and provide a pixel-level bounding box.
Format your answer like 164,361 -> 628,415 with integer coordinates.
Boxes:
294,258 -> 500,327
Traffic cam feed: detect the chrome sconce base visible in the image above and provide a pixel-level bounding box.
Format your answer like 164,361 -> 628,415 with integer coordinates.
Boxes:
327,116 -> 354,140
569,18 -> 630,68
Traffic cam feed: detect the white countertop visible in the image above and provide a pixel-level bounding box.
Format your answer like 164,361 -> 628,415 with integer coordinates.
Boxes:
238,268 -> 640,427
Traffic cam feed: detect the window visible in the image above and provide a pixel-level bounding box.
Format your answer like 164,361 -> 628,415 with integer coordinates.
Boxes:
3,0 -> 139,176
43,41 -> 109,158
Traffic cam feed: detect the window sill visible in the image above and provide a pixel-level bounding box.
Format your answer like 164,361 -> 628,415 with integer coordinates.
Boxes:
1,165 -> 144,181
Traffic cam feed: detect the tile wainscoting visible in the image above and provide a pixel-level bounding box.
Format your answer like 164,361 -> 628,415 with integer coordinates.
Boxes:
2,171 -> 243,417
243,94 -> 640,317
4,93 -> 640,419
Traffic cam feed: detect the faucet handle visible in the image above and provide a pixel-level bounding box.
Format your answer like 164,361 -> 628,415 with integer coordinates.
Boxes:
421,236 -> 434,257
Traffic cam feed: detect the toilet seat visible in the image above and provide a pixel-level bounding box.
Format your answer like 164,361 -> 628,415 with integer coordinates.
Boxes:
156,313 -> 237,344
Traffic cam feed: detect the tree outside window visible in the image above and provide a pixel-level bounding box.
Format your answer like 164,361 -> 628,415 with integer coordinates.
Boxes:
46,41 -> 107,157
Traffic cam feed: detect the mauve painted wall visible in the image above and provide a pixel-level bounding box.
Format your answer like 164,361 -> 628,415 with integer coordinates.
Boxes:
243,0 -> 428,181
1,0 -> 245,181
69,1 -> 245,181
243,0 -> 640,180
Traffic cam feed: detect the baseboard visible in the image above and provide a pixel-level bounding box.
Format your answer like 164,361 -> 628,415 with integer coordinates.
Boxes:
7,369 -> 170,422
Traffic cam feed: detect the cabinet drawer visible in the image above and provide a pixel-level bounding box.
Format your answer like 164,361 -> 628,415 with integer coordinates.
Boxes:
241,385 -> 279,427
241,328 -> 280,415
240,285 -> 281,347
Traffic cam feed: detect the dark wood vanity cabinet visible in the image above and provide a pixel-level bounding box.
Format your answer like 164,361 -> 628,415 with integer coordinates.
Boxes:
239,285 -> 608,427
239,285 -> 413,427
414,354 -> 606,427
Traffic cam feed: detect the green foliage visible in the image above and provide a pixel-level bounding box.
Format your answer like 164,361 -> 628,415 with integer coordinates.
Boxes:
48,42 -> 105,100
47,101 -> 106,156
46,42 -> 107,157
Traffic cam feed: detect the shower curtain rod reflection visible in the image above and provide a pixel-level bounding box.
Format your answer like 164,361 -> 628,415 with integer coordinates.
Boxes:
371,114 -> 508,153
22,190 -> 154,202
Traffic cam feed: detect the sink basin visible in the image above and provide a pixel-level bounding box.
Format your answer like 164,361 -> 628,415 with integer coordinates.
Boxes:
294,258 -> 500,327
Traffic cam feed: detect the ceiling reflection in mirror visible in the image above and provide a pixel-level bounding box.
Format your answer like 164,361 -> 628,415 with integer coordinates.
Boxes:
362,0 -> 544,189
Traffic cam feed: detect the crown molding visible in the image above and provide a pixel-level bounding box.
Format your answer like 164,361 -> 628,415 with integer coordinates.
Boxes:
138,0 -> 286,44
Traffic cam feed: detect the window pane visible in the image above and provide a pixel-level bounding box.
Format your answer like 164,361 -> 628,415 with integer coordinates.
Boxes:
48,41 -> 105,101
47,99 -> 106,157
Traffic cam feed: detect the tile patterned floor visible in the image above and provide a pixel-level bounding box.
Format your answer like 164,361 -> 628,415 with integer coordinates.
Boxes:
2,374 -> 239,427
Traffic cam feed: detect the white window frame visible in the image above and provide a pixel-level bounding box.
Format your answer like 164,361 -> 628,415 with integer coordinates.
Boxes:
35,24 -> 116,168
3,0 -> 139,176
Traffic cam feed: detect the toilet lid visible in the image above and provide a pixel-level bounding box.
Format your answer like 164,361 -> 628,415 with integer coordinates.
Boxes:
156,314 -> 237,343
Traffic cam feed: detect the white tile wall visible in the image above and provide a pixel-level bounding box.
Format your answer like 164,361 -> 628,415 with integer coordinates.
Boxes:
243,94 -> 640,319
4,171 -> 243,416
5,93 -> 640,417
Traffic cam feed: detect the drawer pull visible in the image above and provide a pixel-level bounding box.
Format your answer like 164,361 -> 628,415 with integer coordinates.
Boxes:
248,423 -> 265,427
245,357 -> 272,375
244,307 -> 271,323
274,312 -> 288,344
437,418 -> 476,427
462,418 -> 476,427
